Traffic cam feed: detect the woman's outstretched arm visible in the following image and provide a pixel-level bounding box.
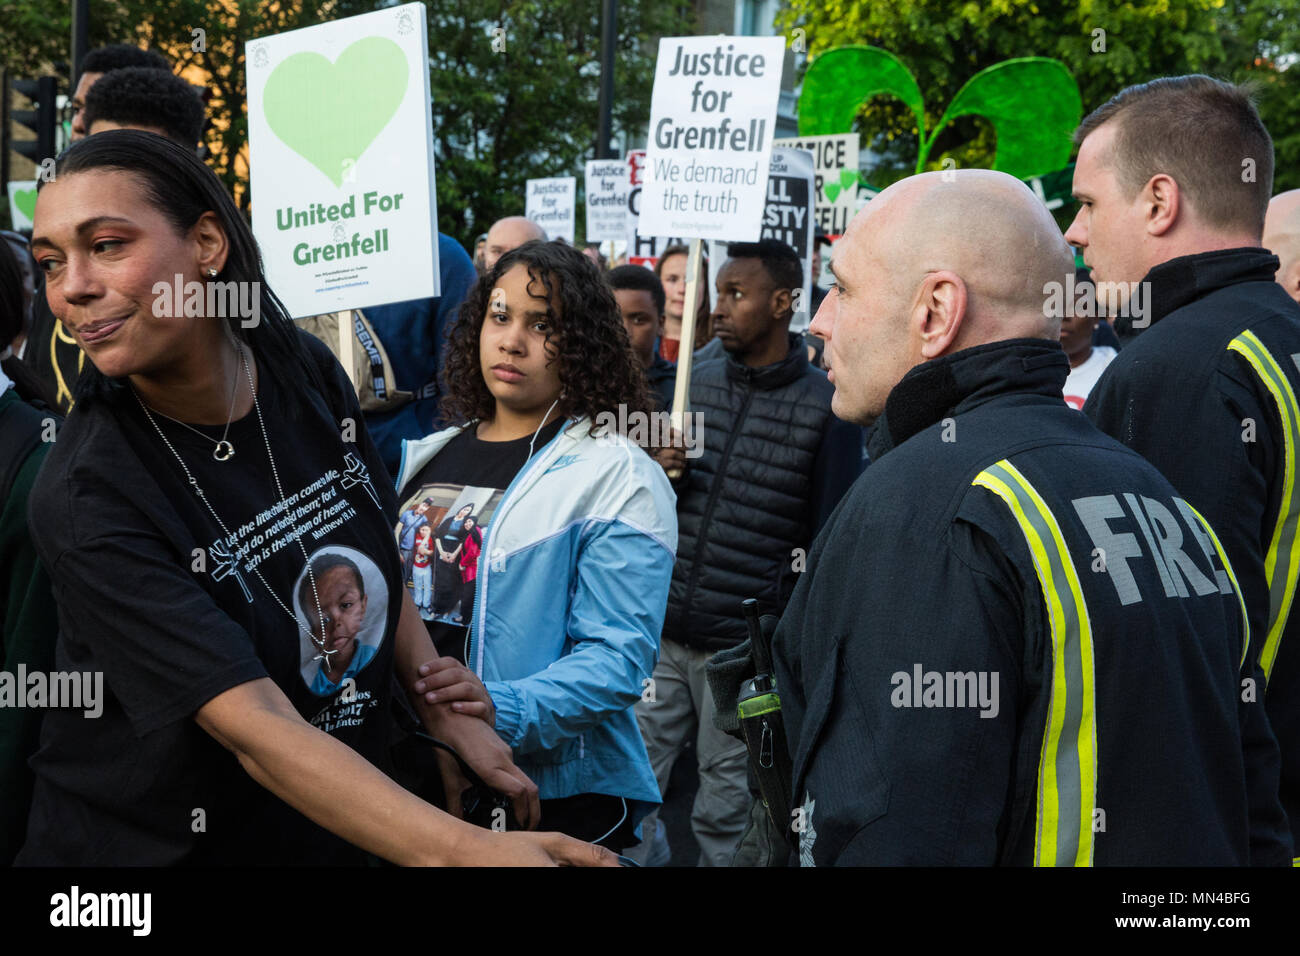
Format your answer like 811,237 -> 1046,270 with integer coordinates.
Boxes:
194,676 -> 610,866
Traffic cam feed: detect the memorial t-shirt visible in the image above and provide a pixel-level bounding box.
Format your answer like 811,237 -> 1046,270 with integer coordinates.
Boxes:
18,333 -> 403,865
395,418 -> 565,663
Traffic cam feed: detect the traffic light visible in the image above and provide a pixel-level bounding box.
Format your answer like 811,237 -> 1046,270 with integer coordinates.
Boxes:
12,76 -> 58,170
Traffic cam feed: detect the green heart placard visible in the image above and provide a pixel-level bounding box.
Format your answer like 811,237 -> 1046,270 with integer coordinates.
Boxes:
823,169 -> 859,203
263,36 -> 409,188
14,188 -> 37,222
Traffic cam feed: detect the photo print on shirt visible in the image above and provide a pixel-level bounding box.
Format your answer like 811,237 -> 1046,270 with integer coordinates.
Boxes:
395,483 -> 503,625
292,545 -> 389,698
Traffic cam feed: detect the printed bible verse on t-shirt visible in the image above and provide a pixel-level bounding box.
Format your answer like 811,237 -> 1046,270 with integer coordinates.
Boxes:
209,458 -> 382,596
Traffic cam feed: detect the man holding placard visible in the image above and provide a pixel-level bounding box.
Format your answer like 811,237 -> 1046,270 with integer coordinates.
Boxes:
630,36 -> 862,866
639,238 -> 863,865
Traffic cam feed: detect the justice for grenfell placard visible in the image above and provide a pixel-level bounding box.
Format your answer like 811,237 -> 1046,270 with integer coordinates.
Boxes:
526,177 -> 576,245
246,3 -> 440,317
638,35 -> 785,242
584,160 -> 630,244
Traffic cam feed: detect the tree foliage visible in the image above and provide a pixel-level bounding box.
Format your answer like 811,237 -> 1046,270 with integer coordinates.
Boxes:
422,0 -> 692,243
776,0 -> 1300,193
4,0 -> 691,247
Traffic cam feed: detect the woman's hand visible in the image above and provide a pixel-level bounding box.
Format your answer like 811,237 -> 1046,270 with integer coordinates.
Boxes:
414,658 -> 496,723
457,829 -> 622,866
393,589 -> 537,828
426,708 -> 540,829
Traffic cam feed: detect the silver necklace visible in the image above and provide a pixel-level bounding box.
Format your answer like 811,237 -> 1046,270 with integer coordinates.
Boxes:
144,355 -> 242,461
133,343 -> 339,669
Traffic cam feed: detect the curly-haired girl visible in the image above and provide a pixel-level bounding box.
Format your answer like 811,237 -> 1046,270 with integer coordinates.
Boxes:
395,239 -> 678,851
439,240 -> 657,434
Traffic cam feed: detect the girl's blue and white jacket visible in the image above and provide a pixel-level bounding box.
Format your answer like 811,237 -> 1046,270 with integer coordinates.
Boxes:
397,417 -> 677,826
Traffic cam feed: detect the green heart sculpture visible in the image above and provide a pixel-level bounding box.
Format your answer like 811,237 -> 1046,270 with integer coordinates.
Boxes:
13,188 -> 37,222
263,36 -> 409,188
798,46 -> 1082,181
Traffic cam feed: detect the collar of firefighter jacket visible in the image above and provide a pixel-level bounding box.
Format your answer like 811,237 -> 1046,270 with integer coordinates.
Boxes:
1142,246 -> 1281,327
867,337 -> 1070,461
723,331 -> 809,389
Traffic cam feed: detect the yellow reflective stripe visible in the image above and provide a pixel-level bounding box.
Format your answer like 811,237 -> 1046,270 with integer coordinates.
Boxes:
1184,502 -> 1251,668
972,459 -> 1097,867
1227,330 -> 1300,682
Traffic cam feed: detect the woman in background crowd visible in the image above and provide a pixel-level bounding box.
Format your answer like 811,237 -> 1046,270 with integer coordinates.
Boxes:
655,244 -> 712,358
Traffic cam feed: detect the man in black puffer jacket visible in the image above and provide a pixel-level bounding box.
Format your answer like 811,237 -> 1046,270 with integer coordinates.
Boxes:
633,239 -> 862,866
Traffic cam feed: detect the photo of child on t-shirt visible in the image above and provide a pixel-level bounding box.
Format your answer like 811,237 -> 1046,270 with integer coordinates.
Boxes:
292,545 -> 388,696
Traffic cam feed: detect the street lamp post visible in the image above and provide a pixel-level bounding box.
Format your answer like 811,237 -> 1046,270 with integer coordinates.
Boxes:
596,0 -> 617,159
71,0 -> 89,87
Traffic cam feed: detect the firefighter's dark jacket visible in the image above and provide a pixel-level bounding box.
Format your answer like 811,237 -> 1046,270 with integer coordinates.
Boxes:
1084,248 -> 1300,861
772,337 -> 1293,866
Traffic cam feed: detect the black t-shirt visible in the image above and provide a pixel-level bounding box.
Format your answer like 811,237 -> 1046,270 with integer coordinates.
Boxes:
395,418 -> 565,662
18,333 -> 402,865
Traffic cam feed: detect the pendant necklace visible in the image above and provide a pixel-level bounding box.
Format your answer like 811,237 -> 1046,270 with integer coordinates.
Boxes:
134,343 -> 339,669
142,352 -> 242,461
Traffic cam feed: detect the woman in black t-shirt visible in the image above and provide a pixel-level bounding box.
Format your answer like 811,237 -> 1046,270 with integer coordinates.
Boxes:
18,130 -> 613,867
